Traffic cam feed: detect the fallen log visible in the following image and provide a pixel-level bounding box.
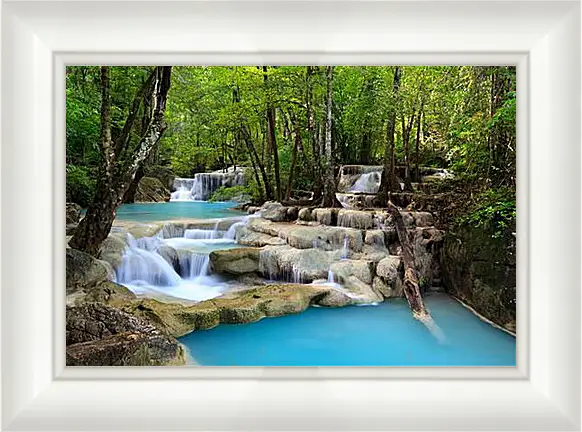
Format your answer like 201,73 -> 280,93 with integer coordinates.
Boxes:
387,201 -> 430,321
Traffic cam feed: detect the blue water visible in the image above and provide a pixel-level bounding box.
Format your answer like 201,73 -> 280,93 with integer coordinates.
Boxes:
180,294 -> 516,366
114,201 -> 244,222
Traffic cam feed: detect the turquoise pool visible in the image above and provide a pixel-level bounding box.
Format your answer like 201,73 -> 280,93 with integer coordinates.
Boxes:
114,201 -> 244,222
180,294 -> 516,366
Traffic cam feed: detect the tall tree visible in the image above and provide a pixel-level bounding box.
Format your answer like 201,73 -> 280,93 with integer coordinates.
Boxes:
70,66 -> 172,256
263,66 -> 282,201
306,66 -> 323,200
377,66 -> 402,205
322,66 -> 341,207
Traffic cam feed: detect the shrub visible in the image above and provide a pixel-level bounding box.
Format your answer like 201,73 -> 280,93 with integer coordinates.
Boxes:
66,164 -> 96,208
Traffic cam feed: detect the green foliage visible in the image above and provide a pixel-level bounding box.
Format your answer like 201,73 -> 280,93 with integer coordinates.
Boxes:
458,188 -> 516,239
208,185 -> 252,203
66,164 -> 96,208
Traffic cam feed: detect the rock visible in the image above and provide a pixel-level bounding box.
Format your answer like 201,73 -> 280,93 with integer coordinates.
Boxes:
113,284 -> 333,337
99,232 -> 128,269
365,230 -> 386,247
312,208 -> 337,226
441,222 -> 516,331
66,202 -> 82,225
66,303 -> 184,366
298,207 -> 312,221
286,206 -> 299,220
133,177 -> 170,202
260,202 -> 289,222
209,247 -> 261,275
411,211 -> 434,227
259,245 -> 341,283
157,244 -> 180,272
145,165 -> 176,191
330,259 -> 373,285
247,206 -> 261,215
235,226 -> 286,247
376,255 -> 402,284
373,276 -> 393,298
337,210 -> 374,229
66,248 -> 113,295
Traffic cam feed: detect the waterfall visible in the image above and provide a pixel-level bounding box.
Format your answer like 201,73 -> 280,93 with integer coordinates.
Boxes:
349,171 -> 381,193
179,252 -> 211,278
341,236 -> 349,260
327,270 -> 336,284
170,167 -> 246,202
116,234 -> 181,286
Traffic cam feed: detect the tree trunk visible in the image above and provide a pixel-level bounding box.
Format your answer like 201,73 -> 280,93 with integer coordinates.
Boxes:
306,66 -> 323,200
402,111 -> 415,191
387,202 -> 429,320
285,113 -> 301,200
70,67 -> 172,256
242,125 -> 272,200
377,66 -> 402,205
415,107 -> 423,183
263,66 -> 282,201
322,66 -> 341,208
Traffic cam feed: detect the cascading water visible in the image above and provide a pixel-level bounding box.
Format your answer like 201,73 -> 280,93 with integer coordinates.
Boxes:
170,167 -> 246,202
349,171 -> 382,193
115,222 -> 240,302
341,236 -> 349,260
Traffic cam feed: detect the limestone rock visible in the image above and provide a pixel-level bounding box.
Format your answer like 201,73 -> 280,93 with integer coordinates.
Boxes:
376,256 -> 402,284
66,248 -> 112,295
298,207 -> 312,221
260,202 -> 289,222
99,232 -> 128,269
235,226 -> 286,247
330,259 -> 373,285
312,208 -> 337,226
66,303 -> 184,366
337,210 -> 374,229
365,230 -> 386,247
373,276 -> 393,298
134,176 -> 170,203
209,247 -> 261,275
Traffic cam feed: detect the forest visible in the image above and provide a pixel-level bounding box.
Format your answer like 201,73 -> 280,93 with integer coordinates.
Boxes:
65,65 -> 517,366
67,66 -> 515,201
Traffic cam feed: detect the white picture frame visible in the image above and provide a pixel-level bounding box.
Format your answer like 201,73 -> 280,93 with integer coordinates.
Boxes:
1,0 -> 580,430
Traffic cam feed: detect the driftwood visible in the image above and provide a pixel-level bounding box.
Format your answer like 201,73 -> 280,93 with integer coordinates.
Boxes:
387,201 -> 430,321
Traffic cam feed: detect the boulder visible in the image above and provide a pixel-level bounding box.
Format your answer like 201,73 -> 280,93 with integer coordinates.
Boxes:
411,211 -> 435,227
364,230 -> 386,247
286,206 -> 299,221
99,232 -> 128,269
145,165 -> 176,191
330,259 -> 374,285
372,276 -> 393,298
260,202 -> 289,222
209,247 -> 261,275
298,207 -> 312,221
376,255 -> 402,285
66,248 -> 113,295
66,303 -> 184,366
312,208 -> 337,226
133,177 -> 170,202
247,206 -> 261,215
235,226 -> 286,247
337,210 -> 374,229
259,245 -> 341,283
66,202 -> 82,225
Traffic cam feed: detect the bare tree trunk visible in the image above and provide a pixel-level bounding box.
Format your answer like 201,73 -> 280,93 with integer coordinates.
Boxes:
377,66 -> 402,205
242,125 -> 272,200
263,66 -> 282,201
306,66 -> 323,200
322,66 -> 341,208
70,67 -> 172,256
387,202 -> 429,320
402,111 -> 415,191
285,112 -> 301,200
415,106 -> 423,183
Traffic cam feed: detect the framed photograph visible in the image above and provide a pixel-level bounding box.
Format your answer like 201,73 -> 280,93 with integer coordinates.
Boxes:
2,0 -> 580,430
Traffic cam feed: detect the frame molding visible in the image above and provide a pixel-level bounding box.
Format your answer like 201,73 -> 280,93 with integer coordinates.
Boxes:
1,1 -> 580,430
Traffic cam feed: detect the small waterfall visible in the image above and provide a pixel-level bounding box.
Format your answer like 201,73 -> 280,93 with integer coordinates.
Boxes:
327,270 -> 336,284
341,236 -> 349,260
349,171 -> 381,193
117,234 -> 181,286
179,252 -> 210,279
170,167 -> 246,202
